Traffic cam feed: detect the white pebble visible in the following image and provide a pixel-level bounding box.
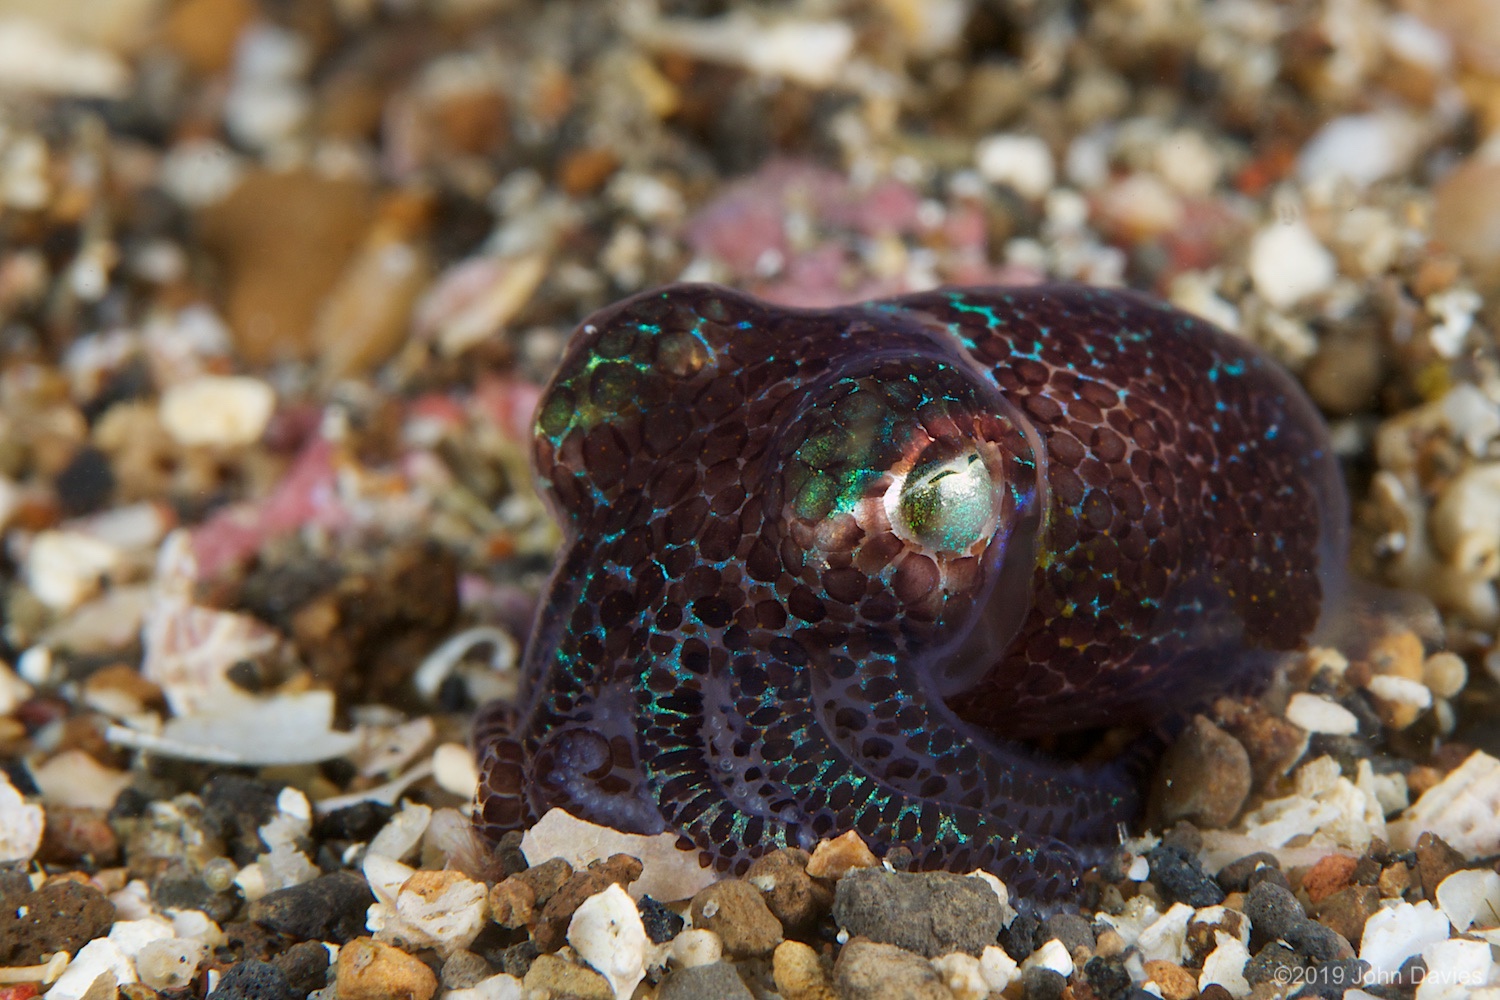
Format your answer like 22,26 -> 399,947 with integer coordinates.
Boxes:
1127,855 -> 1151,881
44,936 -> 136,999
159,375 -> 275,447
931,952 -> 987,1000
26,530 -> 123,611
1416,939 -> 1493,1000
1359,900 -> 1451,976
1137,902 -> 1195,964
1020,938 -> 1074,978
979,945 -> 1019,992
1367,674 -> 1433,711
671,927 -> 722,967
568,883 -> 650,1000
432,742 -> 479,799
1285,693 -> 1359,735
135,938 -> 207,991
975,134 -> 1055,200
1435,868 -> 1500,932
1198,931 -> 1251,998
32,749 -> 132,810
0,661 -> 32,718
0,770 -> 42,863
1297,112 -> 1428,188
1248,220 -> 1336,310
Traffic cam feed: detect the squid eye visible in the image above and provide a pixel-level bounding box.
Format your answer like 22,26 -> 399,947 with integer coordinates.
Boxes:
886,449 -> 998,554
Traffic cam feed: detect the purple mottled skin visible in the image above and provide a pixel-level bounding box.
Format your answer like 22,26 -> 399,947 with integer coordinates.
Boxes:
472,283 -> 1347,902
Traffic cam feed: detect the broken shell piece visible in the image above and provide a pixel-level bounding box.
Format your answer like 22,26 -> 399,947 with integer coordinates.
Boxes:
158,374 -> 275,448
568,883 -> 650,999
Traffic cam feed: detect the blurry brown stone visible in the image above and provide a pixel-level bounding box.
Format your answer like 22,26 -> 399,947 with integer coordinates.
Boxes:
745,848 -> 833,936
199,169 -> 374,365
1214,699 -> 1309,790
1143,959 -> 1198,1000
1151,715 -> 1252,828
690,879 -> 785,959
488,878 -> 535,929
1377,861 -> 1412,898
1414,831 -> 1466,901
336,937 -> 437,1000
163,0 -> 257,75
432,90 -> 510,157
558,147 -> 620,196
312,188 -> 434,383
1433,156 -> 1500,289
38,806 -> 120,867
1314,885 -> 1379,946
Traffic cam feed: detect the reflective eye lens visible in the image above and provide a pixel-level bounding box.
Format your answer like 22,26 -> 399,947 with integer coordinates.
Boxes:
888,450 -> 997,554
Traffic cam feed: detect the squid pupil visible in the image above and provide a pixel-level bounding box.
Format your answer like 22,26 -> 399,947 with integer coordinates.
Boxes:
897,452 -> 994,553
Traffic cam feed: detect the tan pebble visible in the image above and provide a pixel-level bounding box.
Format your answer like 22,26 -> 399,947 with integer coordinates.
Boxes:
163,0 -> 257,75
689,879 -> 784,959
521,953 -> 614,1000
671,927 -> 723,968
834,938 -> 951,1000
312,189 -> 434,383
745,847 -> 832,935
198,168 -> 374,365
1378,861 -> 1412,898
773,940 -> 838,1000
336,937 -> 437,1000
1144,958 -> 1199,999
1366,631 -> 1425,680
805,830 -> 879,879
559,147 -> 620,196
1093,928 -> 1126,958
1422,652 -> 1467,699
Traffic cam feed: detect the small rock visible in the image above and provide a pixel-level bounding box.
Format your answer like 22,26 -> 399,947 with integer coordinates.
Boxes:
1147,844 -> 1226,907
488,877 -> 535,929
533,854 -> 641,952
1153,715 -> 1252,828
441,950 -> 491,990
975,134 -> 1055,200
1216,853 -> 1280,894
1313,885 -> 1379,946
834,938 -> 954,1000
657,961 -> 754,1000
689,878 -> 784,959
272,939 -> 332,996
1215,701 -> 1309,789
152,867 -> 241,925
567,883 -> 649,999
1245,881 -> 1307,951
159,375 -> 275,447
1039,912 -> 1093,955
637,894 -> 684,944
520,953 -> 613,1000
745,847 -> 832,936
670,927 -> 723,967
1084,955 -> 1132,1000
372,868 -> 488,957
1143,958 -> 1198,1000
207,959 -> 296,1000
1435,867 -> 1500,931
1302,855 -> 1359,904
806,830 -> 879,879
1388,750 -> 1500,856
336,937 -> 438,1000
1432,157 -> 1500,288
1244,941 -> 1297,987
1378,861 -> 1413,899
832,867 -> 1004,958
1197,932 -> 1250,997
511,857 -> 573,908
1414,831 -> 1467,900
43,935 -> 135,1000
247,870 -> 374,944
0,769 -> 42,864
1358,899 -> 1452,978
1021,965 -> 1067,1000
0,877 -> 116,965
1248,219 -> 1336,310
773,940 -> 838,1000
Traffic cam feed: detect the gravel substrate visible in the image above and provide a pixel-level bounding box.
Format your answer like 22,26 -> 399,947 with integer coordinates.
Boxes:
2,0 -> 1500,998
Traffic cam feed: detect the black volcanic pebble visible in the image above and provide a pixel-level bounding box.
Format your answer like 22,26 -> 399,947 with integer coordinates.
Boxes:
247,871 -> 374,944
638,895 -> 685,944
1147,843 -> 1226,907
207,960 -> 296,1000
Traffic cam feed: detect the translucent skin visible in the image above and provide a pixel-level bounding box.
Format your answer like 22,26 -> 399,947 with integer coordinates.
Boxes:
472,283 -> 1347,902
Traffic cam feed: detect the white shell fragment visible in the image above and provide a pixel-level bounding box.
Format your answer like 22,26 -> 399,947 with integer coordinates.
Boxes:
373,869 -> 489,958
26,530 -> 123,611
1435,867 -> 1500,932
522,807 -> 716,902
1416,939 -> 1494,1000
367,802 -> 433,862
44,936 -> 136,999
158,375 -> 275,447
568,883 -> 650,1000
1359,900 -> 1451,977
1198,931 -> 1251,998
108,690 -> 361,765
1388,751 -> 1500,855
1284,693 -> 1359,735
1248,220 -> 1336,310
31,748 -> 133,810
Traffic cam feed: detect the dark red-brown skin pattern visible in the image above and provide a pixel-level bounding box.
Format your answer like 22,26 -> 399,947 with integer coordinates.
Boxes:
472,283 -> 1346,904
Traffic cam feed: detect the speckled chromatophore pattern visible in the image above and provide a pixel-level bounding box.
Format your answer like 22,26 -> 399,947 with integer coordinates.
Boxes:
473,283 -> 1347,902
